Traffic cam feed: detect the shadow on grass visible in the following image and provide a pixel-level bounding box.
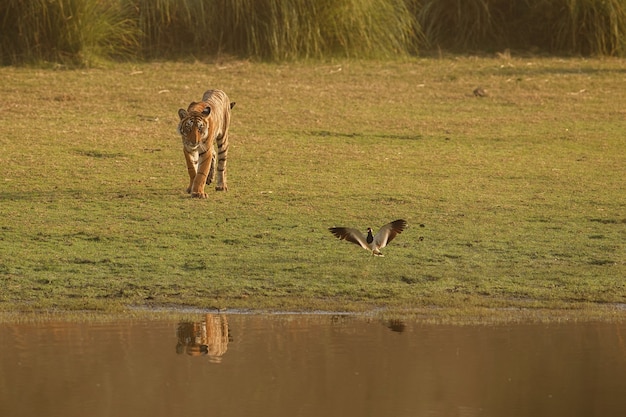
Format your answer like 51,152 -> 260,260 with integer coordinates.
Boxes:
493,65 -> 626,78
0,187 -> 179,202
310,130 -> 423,141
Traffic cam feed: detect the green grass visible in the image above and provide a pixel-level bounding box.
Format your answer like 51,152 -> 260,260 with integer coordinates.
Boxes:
0,57 -> 625,319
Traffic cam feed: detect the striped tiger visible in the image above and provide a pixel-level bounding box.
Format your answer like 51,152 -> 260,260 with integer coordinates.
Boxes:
177,89 -> 235,198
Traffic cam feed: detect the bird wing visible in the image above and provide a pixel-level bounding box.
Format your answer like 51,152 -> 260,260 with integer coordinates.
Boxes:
373,219 -> 408,249
328,227 -> 369,250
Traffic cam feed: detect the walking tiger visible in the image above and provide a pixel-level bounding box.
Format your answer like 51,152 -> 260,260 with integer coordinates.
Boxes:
177,89 -> 235,198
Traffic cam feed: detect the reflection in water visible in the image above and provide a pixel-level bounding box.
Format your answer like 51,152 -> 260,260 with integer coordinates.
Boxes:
1,315 -> 626,417
384,318 -> 407,333
176,314 -> 230,362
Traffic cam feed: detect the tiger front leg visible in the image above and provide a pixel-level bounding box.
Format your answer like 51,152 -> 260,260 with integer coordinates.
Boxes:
190,150 -> 213,198
206,153 -> 216,185
183,149 -> 199,194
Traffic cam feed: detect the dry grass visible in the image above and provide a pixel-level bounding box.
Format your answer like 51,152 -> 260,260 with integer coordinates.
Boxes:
3,0 -> 626,65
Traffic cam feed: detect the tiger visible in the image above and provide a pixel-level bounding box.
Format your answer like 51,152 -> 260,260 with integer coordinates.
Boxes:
177,89 -> 235,198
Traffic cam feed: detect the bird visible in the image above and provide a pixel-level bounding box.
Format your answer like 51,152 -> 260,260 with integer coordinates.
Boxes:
328,219 -> 408,257
473,87 -> 486,97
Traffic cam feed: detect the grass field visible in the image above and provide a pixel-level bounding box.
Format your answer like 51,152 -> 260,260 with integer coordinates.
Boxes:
1,56 -> 625,320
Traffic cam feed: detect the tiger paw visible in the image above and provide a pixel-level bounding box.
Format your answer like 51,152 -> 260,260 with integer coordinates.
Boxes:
215,185 -> 228,191
191,192 -> 208,198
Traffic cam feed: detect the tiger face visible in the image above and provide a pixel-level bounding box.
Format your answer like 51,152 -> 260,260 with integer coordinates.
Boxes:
177,107 -> 211,153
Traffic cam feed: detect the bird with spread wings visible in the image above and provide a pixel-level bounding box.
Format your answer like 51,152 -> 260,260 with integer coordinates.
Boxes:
328,219 -> 408,257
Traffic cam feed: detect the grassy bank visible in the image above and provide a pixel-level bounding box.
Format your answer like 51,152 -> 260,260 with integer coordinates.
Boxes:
0,57 -> 625,318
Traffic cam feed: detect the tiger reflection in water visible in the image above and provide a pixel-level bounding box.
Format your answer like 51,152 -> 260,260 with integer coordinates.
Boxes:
176,314 -> 230,362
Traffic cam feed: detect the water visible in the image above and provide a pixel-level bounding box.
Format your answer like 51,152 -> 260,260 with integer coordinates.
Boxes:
1,314 -> 625,417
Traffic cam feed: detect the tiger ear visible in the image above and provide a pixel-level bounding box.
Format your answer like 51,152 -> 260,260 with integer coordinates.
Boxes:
178,109 -> 188,120
202,107 -> 211,116
230,102 -> 236,109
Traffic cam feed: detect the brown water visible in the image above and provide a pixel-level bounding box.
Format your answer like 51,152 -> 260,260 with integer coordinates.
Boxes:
1,314 -> 625,417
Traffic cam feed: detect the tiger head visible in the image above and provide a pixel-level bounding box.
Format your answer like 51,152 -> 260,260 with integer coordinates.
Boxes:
177,104 -> 212,153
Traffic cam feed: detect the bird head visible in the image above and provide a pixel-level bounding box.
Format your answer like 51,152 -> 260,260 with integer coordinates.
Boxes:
366,227 -> 374,244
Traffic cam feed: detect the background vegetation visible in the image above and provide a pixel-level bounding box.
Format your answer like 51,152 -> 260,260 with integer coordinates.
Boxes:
2,0 -> 626,65
0,58 -> 624,317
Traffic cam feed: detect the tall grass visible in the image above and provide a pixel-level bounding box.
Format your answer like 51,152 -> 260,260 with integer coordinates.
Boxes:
133,0 -> 217,58
412,0 -> 626,55
2,0 -> 626,65
412,0 -> 505,51
135,0 -> 416,60
0,0 -> 139,66
554,0 -> 626,55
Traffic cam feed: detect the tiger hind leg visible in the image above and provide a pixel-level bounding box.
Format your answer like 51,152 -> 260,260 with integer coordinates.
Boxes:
215,133 -> 228,191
